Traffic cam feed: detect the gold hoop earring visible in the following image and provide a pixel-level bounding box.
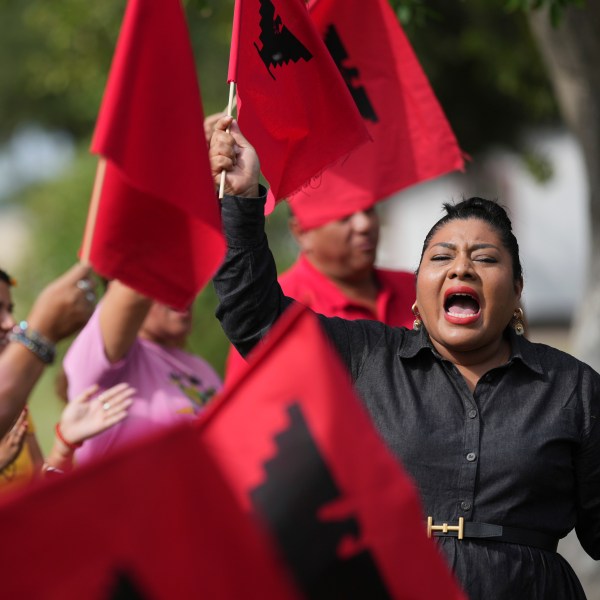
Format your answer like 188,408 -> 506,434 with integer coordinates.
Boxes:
411,302 -> 422,331
512,308 -> 525,336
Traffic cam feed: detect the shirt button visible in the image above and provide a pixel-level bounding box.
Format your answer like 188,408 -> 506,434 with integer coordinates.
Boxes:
460,501 -> 472,511
466,452 -> 477,462
468,409 -> 477,419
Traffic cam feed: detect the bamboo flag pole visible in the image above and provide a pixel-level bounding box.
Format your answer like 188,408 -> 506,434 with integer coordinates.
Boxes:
222,92 -> 237,116
80,157 -> 107,265
218,81 -> 237,199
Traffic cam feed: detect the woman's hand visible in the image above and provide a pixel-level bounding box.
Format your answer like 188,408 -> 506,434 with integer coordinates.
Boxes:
0,408 -> 28,470
27,263 -> 98,343
204,111 -> 226,146
209,116 -> 260,198
58,383 -> 135,446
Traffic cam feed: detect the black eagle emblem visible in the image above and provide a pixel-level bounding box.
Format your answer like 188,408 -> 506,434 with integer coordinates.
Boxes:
254,0 -> 313,80
324,24 -> 378,123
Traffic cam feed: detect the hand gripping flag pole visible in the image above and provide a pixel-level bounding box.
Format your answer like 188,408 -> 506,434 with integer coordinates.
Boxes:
218,0 -> 243,200
222,0 -> 370,204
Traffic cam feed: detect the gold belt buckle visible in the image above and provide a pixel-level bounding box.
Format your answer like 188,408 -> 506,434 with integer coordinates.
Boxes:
427,516 -> 464,540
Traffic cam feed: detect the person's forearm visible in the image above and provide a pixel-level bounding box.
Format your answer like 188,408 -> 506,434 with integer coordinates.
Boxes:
44,437 -> 75,473
0,344 -> 45,437
99,282 -> 153,362
213,191 -> 366,381
214,191 -> 294,358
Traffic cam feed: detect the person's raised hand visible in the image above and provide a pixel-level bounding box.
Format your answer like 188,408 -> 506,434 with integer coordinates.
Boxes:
209,116 -> 260,198
58,382 -> 135,446
26,263 -> 98,343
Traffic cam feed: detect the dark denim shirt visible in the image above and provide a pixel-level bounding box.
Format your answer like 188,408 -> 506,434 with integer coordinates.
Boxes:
214,192 -> 600,599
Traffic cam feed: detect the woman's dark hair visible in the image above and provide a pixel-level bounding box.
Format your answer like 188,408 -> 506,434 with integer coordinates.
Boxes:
0,269 -> 15,287
417,197 -> 523,281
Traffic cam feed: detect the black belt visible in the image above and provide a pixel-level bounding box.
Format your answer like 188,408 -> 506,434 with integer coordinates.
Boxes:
427,517 -> 558,552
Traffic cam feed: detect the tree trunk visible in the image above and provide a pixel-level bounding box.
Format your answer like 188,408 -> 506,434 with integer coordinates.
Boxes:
528,3 -> 600,370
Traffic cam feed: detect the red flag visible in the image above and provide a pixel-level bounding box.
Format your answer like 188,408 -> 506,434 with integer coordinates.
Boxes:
228,0 -> 370,201
198,305 -> 466,599
279,0 -> 465,230
85,0 -> 225,309
0,425 -> 301,599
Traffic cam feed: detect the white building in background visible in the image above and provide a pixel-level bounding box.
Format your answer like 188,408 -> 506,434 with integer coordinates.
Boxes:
376,128 -> 590,325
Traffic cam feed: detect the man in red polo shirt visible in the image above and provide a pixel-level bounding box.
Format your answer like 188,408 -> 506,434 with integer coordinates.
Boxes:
225,203 -> 415,382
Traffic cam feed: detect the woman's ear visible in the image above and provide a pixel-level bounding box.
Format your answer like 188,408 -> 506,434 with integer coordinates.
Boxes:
514,276 -> 524,300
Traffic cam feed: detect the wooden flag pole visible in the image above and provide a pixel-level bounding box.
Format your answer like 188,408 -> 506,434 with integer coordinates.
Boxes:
221,92 -> 237,115
80,157 -> 107,265
218,81 -> 237,199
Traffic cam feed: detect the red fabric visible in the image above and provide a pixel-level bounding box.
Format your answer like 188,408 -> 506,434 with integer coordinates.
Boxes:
199,305 -> 466,600
225,254 -> 416,382
227,0 -> 242,83
276,0 -> 464,230
228,0 -> 370,201
86,0 -> 224,310
0,425 -> 300,599
278,255 -> 415,326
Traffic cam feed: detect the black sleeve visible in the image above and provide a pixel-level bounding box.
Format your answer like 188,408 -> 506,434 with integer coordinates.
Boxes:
213,189 -> 293,358
574,366 -> 600,559
213,189 -> 388,380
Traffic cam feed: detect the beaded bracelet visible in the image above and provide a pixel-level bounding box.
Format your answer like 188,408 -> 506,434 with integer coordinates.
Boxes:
9,321 -> 56,365
54,422 -> 82,451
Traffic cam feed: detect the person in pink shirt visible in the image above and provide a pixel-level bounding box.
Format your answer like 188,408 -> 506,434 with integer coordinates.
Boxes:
226,205 -> 415,381
64,281 -> 221,465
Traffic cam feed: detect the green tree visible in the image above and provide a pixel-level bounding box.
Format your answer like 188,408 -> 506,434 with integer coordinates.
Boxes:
0,0 -> 236,141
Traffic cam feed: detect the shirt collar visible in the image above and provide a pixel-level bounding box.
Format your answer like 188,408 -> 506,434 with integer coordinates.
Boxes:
294,255 -> 350,311
397,328 -> 435,358
397,326 -> 545,375
505,328 -> 545,375
296,254 -> 389,314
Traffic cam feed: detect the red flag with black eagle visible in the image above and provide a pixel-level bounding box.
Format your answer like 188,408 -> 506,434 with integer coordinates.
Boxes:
83,0 -> 225,310
198,304 -> 466,600
0,425 -> 301,599
227,0 -> 370,201
281,0 -> 465,230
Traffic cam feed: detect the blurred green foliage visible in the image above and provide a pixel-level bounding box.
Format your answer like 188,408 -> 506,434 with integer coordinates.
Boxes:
393,0 -> 584,27
393,0 -> 560,156
0,0 -> 236,142
0,0 -> 570,150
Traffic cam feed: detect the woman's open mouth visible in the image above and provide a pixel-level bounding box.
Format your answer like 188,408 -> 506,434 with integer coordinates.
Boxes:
444,286 -> 481,325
